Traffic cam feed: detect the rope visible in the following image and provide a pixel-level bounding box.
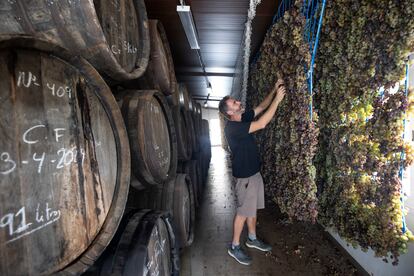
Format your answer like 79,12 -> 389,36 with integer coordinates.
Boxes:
245,0 -> 326,121
240,0 -> 263,106
306,0 -> 326,120
399,60 -> 409,234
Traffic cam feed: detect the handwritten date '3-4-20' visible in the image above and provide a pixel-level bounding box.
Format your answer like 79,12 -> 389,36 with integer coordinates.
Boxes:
1,124 -> 85,175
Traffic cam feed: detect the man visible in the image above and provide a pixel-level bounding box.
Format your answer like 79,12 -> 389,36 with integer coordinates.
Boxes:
218,79 -> 286,265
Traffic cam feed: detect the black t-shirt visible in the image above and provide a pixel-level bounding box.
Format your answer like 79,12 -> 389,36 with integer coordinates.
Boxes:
224,109 -> 261,178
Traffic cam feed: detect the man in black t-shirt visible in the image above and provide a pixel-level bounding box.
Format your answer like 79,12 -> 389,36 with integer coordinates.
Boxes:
218,79 -> 286,265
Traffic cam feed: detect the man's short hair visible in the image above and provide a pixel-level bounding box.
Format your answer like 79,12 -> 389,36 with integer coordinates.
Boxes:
219,95 -> 231,119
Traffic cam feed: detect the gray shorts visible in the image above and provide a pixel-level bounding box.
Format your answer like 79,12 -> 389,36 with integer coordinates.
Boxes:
234,172 -> 265,217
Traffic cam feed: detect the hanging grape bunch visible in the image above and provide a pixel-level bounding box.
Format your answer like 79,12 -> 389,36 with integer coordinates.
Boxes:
314,0 -> 414,264
248,0 -> 319,222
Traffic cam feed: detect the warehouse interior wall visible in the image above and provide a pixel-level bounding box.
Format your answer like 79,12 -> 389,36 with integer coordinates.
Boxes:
328,63 -> 414,276
201,107 -> 222,146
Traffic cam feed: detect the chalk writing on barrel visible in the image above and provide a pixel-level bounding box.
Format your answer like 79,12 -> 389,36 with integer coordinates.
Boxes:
147,227 -> 163,276
2,123 -> 86,175
17,71 -> 72,99
0,202 -> 61,244
23,124 -> 46,144
110,41 -> 138,55
46,82 -> 72,98
0,152 -> 16,175
17,71 -> 40,88
23,125 -> 66,144
1,147 -> 85,175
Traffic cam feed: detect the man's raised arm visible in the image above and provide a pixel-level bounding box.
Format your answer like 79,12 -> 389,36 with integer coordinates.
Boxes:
249,84 -> 286,133
253,79 -> 284,117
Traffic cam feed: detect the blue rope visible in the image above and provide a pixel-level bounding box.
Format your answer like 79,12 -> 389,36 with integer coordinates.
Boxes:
251,0 -> 326,122
251,0 -> 294,66
273,0 -> 292,24
399,61 -> 409,234
309,2 -> 319,48
305,0 -> 326,120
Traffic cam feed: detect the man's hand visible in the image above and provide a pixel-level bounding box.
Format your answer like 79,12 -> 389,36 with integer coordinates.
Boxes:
253,78 -> 285,118
250,81 -> 286,133
273,78 -> 285,94
275,85 -> 286,103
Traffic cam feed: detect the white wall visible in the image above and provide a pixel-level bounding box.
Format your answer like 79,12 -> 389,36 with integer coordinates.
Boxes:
328,229 -> 414,276
201,107 -> 219,121
201,107 -> 222,146
328,63 -> 414,276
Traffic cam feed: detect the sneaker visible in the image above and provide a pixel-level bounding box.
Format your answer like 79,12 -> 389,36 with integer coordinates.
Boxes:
245,238 -> 272,252
227,245 -> 252,265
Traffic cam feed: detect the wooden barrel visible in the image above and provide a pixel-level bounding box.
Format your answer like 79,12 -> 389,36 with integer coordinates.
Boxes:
120,90 -> 177,186
178,83 -> 191,110
171,174 -> 195,248
195,158 -> 204,198
195,102 -> 203,129
187,111 -> 199,154
171,105 -> 192,161
100,210 -> 180,276
148,20 -> 177,96
194,153 -> 207,192
0,36 -> 130,275
201,119 -> 212,180
177,161 -> 200,207
130,173 -> 195,248
192,103 -> 202,152
194,101 -> 200,116
189,97 -> 196,113
0,0 -> 150,82
188,103 -> 201,156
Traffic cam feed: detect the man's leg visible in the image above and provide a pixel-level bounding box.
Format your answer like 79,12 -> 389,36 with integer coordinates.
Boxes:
246,216 -> 257,240
228,177 -> 252,265
232,214 -> 247,246
244,173 -> 272,252
228,214 -> 252,265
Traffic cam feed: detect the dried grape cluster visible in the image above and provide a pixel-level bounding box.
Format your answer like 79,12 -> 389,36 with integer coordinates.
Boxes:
247,0 -> 319,222
314,0 -> 414,264
246,0 -> 414,264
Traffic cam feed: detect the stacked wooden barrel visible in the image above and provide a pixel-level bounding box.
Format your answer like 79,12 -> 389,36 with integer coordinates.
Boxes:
0,0 -> 150,82
0,2 -> 211,275
99,210 -> 180,276
0,37 -> 131,275
118,89 -> 177,187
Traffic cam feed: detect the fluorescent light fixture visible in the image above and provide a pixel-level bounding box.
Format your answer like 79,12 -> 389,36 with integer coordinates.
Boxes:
177,5 -> 200,49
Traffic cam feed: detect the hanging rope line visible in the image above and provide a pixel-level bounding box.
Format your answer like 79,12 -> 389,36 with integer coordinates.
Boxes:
250,0 -> 326,119
240,0 -> 262,106
303,0 -> 326,119
272,0 -> 293,24
399,59 -> 409,234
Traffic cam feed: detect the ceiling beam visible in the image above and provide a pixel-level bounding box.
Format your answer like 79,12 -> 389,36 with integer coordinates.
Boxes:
177,72 -> 235,77
192,97 -> 222,101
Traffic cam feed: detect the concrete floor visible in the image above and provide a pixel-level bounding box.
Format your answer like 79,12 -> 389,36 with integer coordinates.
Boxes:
180,146 -> 360,276
180,146 -> 249,275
